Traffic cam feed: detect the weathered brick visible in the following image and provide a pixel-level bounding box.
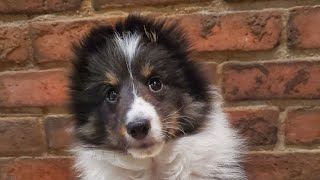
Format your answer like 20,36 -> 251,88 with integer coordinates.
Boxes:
288,6 -> 320,49
0,23 -> 29,63
226,106 -> 279,146
285,107 -> 320,146
3,158 -> 75,180
0,159 -> 11,180
45,115 -> 74,150
0,0 -> 43,14
246,153 -> 320,180
0,0 -> 80,14
222,60 -> 320,100
176,12 -> 282,51
0,69 -> 68,107
93,0 -> 209,9
31,12 -> 282,63
0,117 -> 45,156
199,62 -> 218,84
31,18 -> 115,63
46,0 -> 81,12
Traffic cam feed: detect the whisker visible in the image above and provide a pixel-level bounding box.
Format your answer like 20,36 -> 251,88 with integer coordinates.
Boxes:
162,129 -> 176,138
178,117 -> 195,128
167,131 -> 176,138
164,106 -> 184,119
161,106 -> 185,122
179,115 -> 197,121
166,126 -> 186,136
163,121 -> 188,127
161,132 -> 171,139
162,116 -> 173,122
163,122 -> 186,134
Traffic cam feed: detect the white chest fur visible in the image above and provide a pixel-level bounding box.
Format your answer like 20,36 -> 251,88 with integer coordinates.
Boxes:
72,106 -> 246,180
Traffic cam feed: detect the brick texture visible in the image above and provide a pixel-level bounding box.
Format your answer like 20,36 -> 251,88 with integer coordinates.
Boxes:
0,69 -> 68,107
288,6 -> 320,49
0,159 -> 11,180
0,117 -> 45,156
285,107 -> 320,145
31,18 -> 115,63
0,0 -> 81,14
199,62 -> 218,84
30,12 -> 282,63
223,60 -> 320,100
93,0 -> 209,9
226,106 -> 279,146
0,23 -> 29,63
2,158 -> 75,180
246,153 -> 320,180
45,115 -> 74,150
177,12 -> 282,51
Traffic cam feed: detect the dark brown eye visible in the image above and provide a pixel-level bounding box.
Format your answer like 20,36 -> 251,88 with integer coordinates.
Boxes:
148,77 -> 162,92
106,88 -> 118,103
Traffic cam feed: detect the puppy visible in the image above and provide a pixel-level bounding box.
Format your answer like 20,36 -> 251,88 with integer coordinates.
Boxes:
69,15 -> 246,180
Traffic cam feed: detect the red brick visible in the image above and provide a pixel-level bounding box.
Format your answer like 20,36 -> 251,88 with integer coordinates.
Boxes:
198,62 -> 218,84
45,115 -> 74,150
0,0 -> 80,14
0,159 -> 11,180
0,0 -> 43,14
226,106 -> 279,146
31,13 -> 281,62
93,0 -> 209,9
288,6 -> 320,49
246,153 -> 320,180
31,18 -> 117,63
0,23 -> 29,63
3,158 -> 75,180
285,107 -> 320,145
176,12 -> 281,51
0,69 -> 68,107
0,117 -> 45,156
222,60 -> 320,100
46,0 -> 81,12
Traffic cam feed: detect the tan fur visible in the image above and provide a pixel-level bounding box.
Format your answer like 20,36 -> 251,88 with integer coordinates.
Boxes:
106,72 -> 119,85
141,64 -> 153,78
119,125 -> 127,137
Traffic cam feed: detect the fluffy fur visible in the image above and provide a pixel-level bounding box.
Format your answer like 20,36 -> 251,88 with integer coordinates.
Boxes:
70,15 -> 246,180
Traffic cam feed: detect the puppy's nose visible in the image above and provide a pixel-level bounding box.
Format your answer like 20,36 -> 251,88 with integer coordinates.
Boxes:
126,119 -> 150,140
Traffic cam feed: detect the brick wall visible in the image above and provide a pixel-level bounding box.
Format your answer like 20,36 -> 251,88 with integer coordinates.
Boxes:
0,0 -> 320,179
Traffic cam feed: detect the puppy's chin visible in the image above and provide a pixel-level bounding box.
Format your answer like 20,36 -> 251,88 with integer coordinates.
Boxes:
128,141 -> 165,159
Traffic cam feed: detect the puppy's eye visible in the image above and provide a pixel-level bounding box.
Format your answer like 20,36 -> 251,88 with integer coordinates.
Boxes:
148,77 -> 162,92
106,88 -> 118,103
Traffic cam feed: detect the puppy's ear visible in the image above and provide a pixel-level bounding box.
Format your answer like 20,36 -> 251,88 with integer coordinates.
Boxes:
74,25 -> 115,55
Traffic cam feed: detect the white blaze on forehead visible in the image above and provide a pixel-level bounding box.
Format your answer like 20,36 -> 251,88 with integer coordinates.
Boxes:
114,32 -> 141,62
114,32 -> 141,82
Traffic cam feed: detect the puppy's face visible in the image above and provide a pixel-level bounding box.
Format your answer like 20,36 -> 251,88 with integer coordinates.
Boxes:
70,16 -> 211,158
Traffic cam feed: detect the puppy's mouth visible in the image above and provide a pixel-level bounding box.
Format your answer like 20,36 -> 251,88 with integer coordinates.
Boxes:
127,141 -> 165,159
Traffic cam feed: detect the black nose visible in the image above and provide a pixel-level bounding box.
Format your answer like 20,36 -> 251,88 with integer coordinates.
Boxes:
126,119 -> 150,140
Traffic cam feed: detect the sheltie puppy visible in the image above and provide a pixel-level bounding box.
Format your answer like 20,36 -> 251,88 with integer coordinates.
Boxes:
69,15 -> 246,180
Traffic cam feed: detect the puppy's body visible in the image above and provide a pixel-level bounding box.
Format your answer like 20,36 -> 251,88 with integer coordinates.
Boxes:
70,15 -> 246,180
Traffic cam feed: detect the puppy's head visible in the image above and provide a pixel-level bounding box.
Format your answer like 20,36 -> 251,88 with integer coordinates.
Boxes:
70,15 -> 212,158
